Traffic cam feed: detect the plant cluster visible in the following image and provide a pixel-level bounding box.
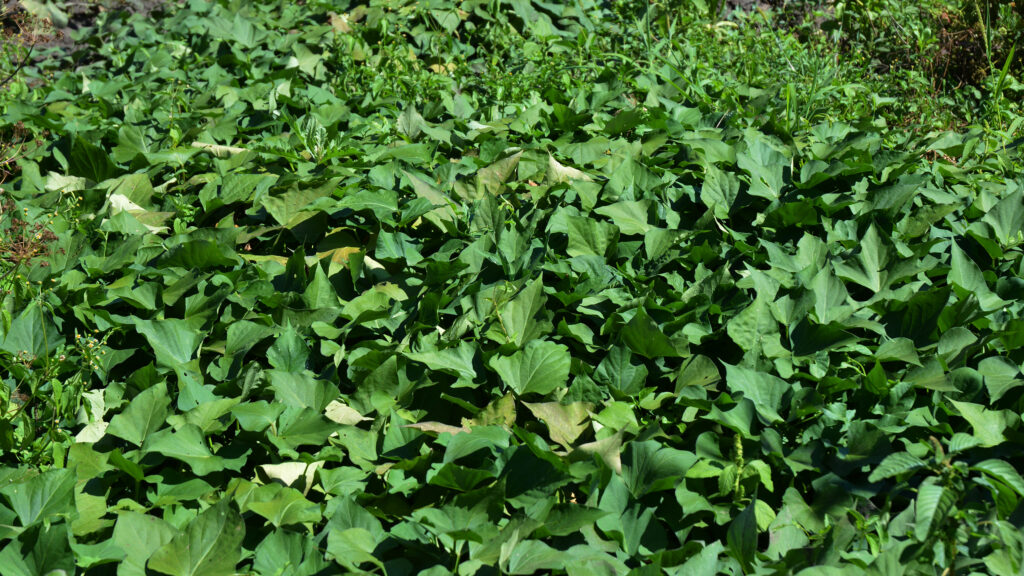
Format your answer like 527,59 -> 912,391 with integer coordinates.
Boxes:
0,0 -> 1020,574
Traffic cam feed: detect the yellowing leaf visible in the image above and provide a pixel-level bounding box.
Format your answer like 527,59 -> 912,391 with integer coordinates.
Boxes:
402,421 -> 469,436
574,431 -> 624,474
324,400 -> 371,426
546,155 -> 592,184
523,401 -> 592,448
257,461 -> 323,496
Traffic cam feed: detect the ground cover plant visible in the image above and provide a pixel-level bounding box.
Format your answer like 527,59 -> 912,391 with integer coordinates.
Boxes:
1,0 -> 1024,573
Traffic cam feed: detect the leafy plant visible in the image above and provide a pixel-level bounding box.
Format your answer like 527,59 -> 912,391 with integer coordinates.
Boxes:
0,0 -> 1021,573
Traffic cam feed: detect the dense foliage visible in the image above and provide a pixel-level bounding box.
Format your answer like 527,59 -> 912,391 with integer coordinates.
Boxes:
1,0 -> 1024,574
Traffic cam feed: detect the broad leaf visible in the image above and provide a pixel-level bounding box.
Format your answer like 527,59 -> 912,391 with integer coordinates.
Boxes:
148,498 -> 244,576
490,340 -> 571,396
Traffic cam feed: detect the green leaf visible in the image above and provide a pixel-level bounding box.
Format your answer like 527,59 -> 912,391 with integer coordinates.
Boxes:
593,200 -> 651,235
949,242 -> 1006,311
134,318 -> 203,367
727,297 -> 779,353
375,230 -> 423,264
724,363 -> 789,424
505,540 -> 565,575
113,512 -> 178,576
427,462 -> 496,491
246,484 -> 322,528
949,399 -> 1012,447
794,567 -> 864,576
835,223 -> 889,293
622,306 -> 680,358
260,182 -> 334,227
476,150 -> 523,195
623,440 -> 697,496
0,468 -> 76,527
254,529 -> 327,576
143,424 -> 240,476
754,498 -> 777,530
216,173 -> 277,206
0,522 -> 75,576
496,276 -> 546,348
490,340 -> 571,396
700,164 -> 740,219
159,239 -> 241,268
973,459 -> 1024,497
594,346 -> 648,396
563,544 -> 629,576
738,134 -> 786,200
546,154 -> 592,184
765,499 -> 811,561
70,135 -> 120,182
978,356 -> 1023,402
536,505 -> 609,537
868,452 -> 927,482
326,528 -> 385,572
672,540 -> 726,575
148,497 -> 245,576
606,154 -> 658,196
566,215 -> 618,258
267,324 -> 310,372
874,337 -> 922,365
0,302 -> 63,359
982,189 -> 1024,245
405,341 -> 478,381
810,264 -> 851,324
271,407 -> 340,450
469,393 -> 517,427
676,354 -> 721,391
574,430 -> 625,474
112,124 -> 150,162
914,479 -> 956,541
336,189 -> 399,220
727,499 -> 758,569
106,382 -> 171,446
938,326 -> 977,359
232,400 -> 285,433
397,105 -> 426,139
